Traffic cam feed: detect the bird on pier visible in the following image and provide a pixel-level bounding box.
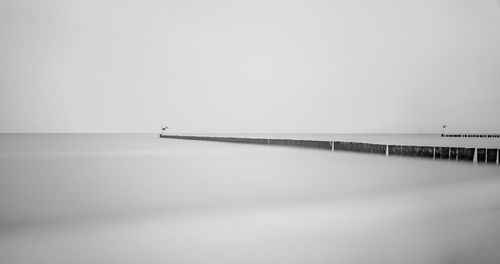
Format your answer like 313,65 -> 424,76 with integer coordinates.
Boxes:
441,125 -> 447,137
161,125 -> 169,136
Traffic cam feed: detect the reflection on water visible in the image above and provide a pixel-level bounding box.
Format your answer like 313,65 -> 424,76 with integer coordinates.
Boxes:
0,134 -> 499,264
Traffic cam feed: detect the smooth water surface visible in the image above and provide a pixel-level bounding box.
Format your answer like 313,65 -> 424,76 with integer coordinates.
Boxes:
0,134 -> 499,264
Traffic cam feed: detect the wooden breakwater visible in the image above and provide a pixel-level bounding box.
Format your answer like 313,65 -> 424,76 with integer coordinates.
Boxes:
160,135 -> 499,164
442,134 -> 500,138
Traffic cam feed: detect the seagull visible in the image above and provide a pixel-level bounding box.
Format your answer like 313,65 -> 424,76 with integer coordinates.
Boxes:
161,126 -> 169,136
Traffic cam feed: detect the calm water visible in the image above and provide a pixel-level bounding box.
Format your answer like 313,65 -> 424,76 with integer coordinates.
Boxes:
0,134 -> 499,264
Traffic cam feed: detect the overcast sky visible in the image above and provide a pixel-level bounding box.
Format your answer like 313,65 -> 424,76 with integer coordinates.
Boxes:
1,0 -> 499,133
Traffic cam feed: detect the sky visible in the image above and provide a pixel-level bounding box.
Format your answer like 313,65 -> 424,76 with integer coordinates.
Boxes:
1,0 -> 500,134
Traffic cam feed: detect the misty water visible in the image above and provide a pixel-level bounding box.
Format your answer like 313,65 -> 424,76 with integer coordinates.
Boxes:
0,134 -> 499,264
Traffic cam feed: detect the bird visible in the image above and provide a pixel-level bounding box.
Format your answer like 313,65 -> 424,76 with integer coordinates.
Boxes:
441,125 -> 447,137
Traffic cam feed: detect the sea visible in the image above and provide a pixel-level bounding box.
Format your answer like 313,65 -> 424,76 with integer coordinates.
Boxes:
0,133 -> 499,264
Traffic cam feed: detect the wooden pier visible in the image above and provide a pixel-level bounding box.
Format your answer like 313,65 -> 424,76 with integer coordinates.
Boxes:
441,134 -> 500,138
160,134 -> 499,165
